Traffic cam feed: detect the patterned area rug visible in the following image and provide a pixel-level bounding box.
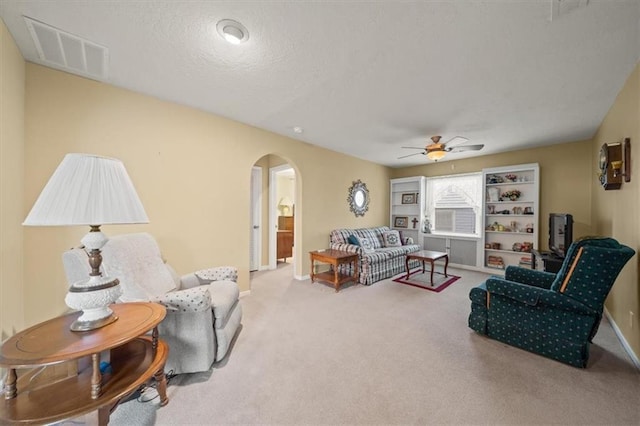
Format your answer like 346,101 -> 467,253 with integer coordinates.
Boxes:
392,269 -> 460,292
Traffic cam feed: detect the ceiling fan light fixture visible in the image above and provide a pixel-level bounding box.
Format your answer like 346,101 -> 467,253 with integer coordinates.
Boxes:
217,19 -> 249,44
426,150 -> 446,161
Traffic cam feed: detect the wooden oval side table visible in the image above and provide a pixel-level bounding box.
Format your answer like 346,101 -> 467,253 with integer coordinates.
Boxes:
0,302 -> 168,425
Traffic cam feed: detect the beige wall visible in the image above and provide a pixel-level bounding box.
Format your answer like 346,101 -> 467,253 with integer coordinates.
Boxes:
591,62 -> 639,355
22,64 -> 390,326
391,139 -> 594,250
0,19 -> 25,340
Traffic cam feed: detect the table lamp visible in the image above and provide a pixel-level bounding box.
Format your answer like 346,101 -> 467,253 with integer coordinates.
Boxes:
23,153 -> 149,331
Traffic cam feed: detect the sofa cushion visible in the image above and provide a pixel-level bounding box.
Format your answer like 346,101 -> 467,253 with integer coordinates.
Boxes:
382,230 -> 402,247
354,236 -> 375,253
347,235 -> 359,245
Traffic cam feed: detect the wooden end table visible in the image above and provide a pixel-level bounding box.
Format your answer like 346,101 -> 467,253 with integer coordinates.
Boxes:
405,250 -> 449,285
309,249 -> 359,292
0,302 -> 168,426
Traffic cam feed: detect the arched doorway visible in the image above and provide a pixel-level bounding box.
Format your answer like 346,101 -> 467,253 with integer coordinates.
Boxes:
250,155 -> 299,281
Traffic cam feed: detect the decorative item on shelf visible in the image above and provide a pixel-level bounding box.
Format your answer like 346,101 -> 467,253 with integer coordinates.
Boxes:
505,174 -> 518,182
512,206 -> 523,215
487,186 -> 500,202
512,242 -> 523,252
23,153 -> 149,332
401,193 -> 417,204
525,223 -> 534,233
523,207 -> 534,215
487,255 -> 505,269
501,189 -> 521,201
485,243 -> 492,249
491,242 -> 501,250
487,174 -> 504,184
497,209 -> 511,214
487,205 -> 496,214
510,221 -> 518,231
394,216 -> 408,228
422,218 -> 431,233
521,242 -> 533,252
411,217 -> 419,228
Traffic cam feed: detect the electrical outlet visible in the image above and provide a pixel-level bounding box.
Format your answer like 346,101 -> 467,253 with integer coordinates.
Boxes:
630,311 -> 634,329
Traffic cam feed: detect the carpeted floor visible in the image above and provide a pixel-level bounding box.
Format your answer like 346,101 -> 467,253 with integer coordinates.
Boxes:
105,263 -> 640,425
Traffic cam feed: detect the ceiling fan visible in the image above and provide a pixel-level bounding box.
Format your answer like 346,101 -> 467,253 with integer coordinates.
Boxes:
398,136 -> 484,161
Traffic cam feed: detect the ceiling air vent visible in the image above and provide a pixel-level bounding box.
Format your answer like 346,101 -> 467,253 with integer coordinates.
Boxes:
24,16 -> 108,81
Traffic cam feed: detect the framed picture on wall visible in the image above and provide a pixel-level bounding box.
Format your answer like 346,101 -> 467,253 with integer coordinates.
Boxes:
401,193 -> 417,204
394,216 -> 408,228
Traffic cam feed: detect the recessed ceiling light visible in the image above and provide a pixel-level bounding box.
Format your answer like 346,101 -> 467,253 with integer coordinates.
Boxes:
293,126 -> 304,134
216,19 -> 249,45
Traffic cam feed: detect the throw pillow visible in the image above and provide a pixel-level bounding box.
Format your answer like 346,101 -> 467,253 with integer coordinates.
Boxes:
382,230 -> 402,247
347,235 -> 359,245
404,237 -> 414,245
354,236 -> 375,253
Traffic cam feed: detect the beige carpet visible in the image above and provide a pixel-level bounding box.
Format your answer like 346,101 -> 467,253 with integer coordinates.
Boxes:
108,263 -> 640,425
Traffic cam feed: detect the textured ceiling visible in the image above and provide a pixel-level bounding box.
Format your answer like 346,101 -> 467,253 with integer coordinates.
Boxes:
1,1 -> 639,167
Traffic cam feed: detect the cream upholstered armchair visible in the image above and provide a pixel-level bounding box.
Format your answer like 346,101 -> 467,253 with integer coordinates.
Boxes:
62,232 -> 242,375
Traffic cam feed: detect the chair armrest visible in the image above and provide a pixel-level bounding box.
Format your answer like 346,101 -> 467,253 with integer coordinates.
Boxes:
486,277 -> 595,315
181,266 -> 238,288
504,265 -> 555,289
329,243 -> 362,255
150,287 -> 211,313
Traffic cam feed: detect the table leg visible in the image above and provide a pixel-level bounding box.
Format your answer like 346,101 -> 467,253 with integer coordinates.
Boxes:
429,259 -> 435,285
354,257 -> 359,284
155,367 -> 169,406
310,256 -> 315,282
4,368 -> 16,399
405,256 -> 411,279
444,255 -> 449,277
422,259 -> 426,274
91,353 -> 101,399
333,260 -> 339,292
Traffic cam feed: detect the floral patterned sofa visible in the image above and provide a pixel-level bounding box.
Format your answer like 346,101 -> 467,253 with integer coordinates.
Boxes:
329,226 -> 421,285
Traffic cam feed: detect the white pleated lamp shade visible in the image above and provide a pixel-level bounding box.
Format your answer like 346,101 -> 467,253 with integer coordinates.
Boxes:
23,153 -> 149,226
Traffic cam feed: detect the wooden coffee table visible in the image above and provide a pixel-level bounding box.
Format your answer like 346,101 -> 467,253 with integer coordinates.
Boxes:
0,302 -> 168,426
309,249 -> 359,292
405,250 -> 449,285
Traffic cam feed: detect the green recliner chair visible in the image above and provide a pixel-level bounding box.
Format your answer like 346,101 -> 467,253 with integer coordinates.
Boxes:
469,237 -> 635,367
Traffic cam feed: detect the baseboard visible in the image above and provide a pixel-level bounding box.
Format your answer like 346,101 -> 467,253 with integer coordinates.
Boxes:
604,308 -> 640,370
295,274 -> 310,281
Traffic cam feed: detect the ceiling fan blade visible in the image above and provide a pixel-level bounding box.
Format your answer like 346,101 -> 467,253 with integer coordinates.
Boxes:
397,152 -> 425,159
442,136 -> 469,148
401,146 -> 427,150
446,144 -> 485,152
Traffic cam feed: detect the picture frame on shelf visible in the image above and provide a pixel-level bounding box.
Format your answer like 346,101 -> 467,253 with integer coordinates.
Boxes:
394,216 -> 408,228
487,187 -> 500,202
401,193 -> 417,204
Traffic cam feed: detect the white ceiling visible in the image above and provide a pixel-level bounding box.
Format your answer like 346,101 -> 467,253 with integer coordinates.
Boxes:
1,1 -> 639,167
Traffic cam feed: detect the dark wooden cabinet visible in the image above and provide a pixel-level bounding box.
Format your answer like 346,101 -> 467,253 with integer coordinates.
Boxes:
277,216 -> 294,261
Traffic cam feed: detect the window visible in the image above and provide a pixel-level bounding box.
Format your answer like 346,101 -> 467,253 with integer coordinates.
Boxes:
425,172 -> 482,236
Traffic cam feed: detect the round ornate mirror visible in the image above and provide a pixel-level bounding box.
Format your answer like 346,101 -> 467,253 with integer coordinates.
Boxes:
347,179 -> 370,217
